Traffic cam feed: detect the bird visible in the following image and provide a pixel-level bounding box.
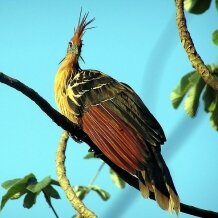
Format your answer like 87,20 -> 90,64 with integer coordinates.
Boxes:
54,12 -> 180,214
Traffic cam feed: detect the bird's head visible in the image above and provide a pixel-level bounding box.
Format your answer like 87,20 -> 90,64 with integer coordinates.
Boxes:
65,12 -> 95,65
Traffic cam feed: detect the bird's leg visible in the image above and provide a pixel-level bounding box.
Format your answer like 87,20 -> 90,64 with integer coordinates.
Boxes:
69,131 -> 88,143
69,127 -> 90,143
70,133 -> 83,143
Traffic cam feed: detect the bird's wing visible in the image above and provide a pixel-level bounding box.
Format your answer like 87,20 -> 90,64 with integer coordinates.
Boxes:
67,70 -> 180,213
109,82 -> 166,146
66,70 -> 166,173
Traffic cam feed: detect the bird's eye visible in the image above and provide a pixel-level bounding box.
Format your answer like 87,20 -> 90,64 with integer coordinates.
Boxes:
68,42 -> 73,47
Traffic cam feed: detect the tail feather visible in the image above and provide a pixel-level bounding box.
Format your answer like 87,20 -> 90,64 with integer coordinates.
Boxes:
166,184 -> 180,215
139,181 -> 150,198
138,147 -> 180,214
152,185 -> 171,212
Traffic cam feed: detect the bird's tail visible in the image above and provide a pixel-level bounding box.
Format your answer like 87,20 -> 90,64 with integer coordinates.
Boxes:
138,147 -> 180,214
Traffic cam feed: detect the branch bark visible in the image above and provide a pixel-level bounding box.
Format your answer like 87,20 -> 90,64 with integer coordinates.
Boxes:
56,131 -> 97,218
176,0 -> 218,91
1,72 -> 218,217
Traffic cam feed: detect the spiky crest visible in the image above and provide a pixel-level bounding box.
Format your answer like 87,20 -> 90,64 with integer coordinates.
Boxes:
71,10 -> 95,49
60,10 -> 94,66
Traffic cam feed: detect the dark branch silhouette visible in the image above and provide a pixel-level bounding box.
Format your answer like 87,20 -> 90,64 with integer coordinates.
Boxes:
1,72 -> 218,217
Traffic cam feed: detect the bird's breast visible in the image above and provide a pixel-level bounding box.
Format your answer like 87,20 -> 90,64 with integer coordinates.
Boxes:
54,68 -> 79,124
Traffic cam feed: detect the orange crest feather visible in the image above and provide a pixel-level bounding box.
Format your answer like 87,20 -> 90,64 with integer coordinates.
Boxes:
72,11 -> 95,46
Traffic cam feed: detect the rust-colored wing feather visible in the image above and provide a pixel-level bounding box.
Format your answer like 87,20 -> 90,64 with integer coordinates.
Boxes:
82,102 -> 148,173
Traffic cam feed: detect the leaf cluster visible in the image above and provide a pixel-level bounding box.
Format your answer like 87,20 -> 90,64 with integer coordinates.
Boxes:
0,173 -> 60,211
0,152 -> 126,216
171,66 -> 218,130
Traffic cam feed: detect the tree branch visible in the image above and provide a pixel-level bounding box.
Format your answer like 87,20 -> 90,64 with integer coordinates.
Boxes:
1,72 -> 218,217
56,131 -> 97,218
176,0 -> 218,91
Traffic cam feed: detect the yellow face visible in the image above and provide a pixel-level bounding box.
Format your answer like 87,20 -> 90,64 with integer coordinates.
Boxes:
67,41 -> 80,55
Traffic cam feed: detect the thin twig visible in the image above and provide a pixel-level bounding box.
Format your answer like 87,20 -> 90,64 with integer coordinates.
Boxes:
56,131 -> 97,218
89,162 -> 105,185
42,190 -> 60,218
1,72 -> 218,217
176,0 -> 218,91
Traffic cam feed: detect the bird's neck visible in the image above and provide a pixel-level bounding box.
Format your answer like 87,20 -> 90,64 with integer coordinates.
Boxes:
60,53 -> 80,71
54,53 -> 79,112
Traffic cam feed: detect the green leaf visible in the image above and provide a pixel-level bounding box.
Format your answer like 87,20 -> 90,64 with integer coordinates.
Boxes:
74,185 -> 110,201
1,179 -> 21,190
27,176 -> 51,193
184,0 -> 211,14
184,76 -> 206,117
212,30 -> 218,46
210,96 -> 218,130
216,0 -> 218,11
9,189 -> 27,200
188,71 -> 200,83
23,191 -> 38,209
170,71 -> 196,108
89,185 -> 110,201
1,174 -> 36,210
109,168 -> 125,189
43,185 -> 60,199
74,186 -> 89,201
50,179 -> 60,186
83,152 -> 95,159
202,85 -> 217,112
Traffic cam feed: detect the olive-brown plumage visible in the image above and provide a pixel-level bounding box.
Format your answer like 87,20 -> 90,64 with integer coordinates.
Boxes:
54,13 -> 180,214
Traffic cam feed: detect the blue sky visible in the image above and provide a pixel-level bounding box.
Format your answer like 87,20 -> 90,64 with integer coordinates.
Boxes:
0,1 -> 218,218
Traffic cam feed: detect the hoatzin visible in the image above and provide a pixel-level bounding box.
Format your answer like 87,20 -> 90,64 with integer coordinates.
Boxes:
54,13 -> 180,214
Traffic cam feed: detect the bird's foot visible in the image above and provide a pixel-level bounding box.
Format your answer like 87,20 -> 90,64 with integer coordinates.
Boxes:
70,134 -> 83,143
